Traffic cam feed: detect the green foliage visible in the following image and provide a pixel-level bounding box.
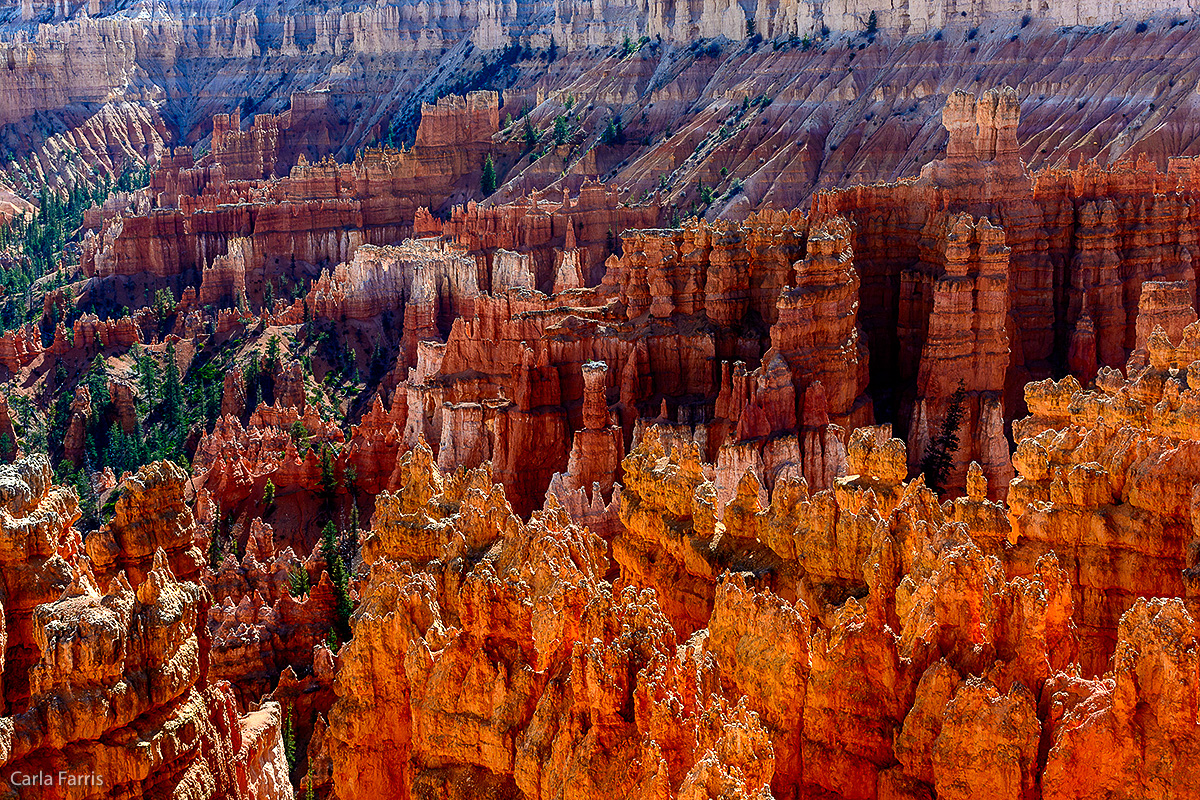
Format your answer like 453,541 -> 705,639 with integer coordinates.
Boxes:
321,521 -> 353,642
481,153 -> 497,197
162,342 -> 183,428
283,704 -> 297,771
265,334 -> 282,372
72,469 -> 99,532
553,115 -> 570,146
84,355 -> 110,421
102,423 -> 148,477
264,479 -> 276,508
305,774 -> 315,800
866,10 -> 878,36
287,563 -> 311,598
137,348 -> 159,407
601,117 -> 625,146
698,182 -> 714,205
920,381 -> 969,494
0,163 -> 151,332
209,514 -> 223,571
620,35 -> 635,57
522,116 -> 539,153
153,288 -> 176,324
290,420 -> 310,456
318,444 -> 338,508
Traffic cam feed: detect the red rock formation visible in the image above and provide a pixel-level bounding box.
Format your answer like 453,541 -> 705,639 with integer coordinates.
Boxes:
328,442 -> 777,800
0,454 -> 290,798
84,460 -> 205,586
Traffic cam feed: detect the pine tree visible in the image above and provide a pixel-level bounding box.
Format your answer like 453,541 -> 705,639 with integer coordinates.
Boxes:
137,349 -> 159,407
481,154 -> 497,196
162,342 -> 183,427
74,470 -> 99,531
553,115 -> 570,145
209,515 -> 223,571
287,563 -> 311,598
84,355 -> 110,420
321,521 -> 353,642
264,335 -> 281,374
920,382 -> 969,494
522,116 -> 539,152
283,704 -> 297,770
290,420 -> 310,456
318,444 -> 338,508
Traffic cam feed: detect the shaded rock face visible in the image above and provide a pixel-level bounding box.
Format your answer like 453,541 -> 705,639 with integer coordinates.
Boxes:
0,456 -> 292,799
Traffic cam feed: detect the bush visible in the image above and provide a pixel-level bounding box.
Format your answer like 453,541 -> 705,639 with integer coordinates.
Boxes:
1135,20 -> 1148,33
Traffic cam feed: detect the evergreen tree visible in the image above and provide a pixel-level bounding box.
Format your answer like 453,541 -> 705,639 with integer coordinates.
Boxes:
866,10 -> 878,36
263,478 -> 276,509
209,515 -> 223,571
264,335 -> 281,373
318,444 -> 338,507
84,355 -> 110,420
553,115 -> 570,145
137,348 -> 159,407
321,521 -> 353,642
162,342 -> 183,427
522,116 -> 539,152
481,154 -> 497,196
287,563 -> 311,598
920,382 -> 969,494
602,116 -> 625,146
283,704 -> 297,770
74,470 -> 99,531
